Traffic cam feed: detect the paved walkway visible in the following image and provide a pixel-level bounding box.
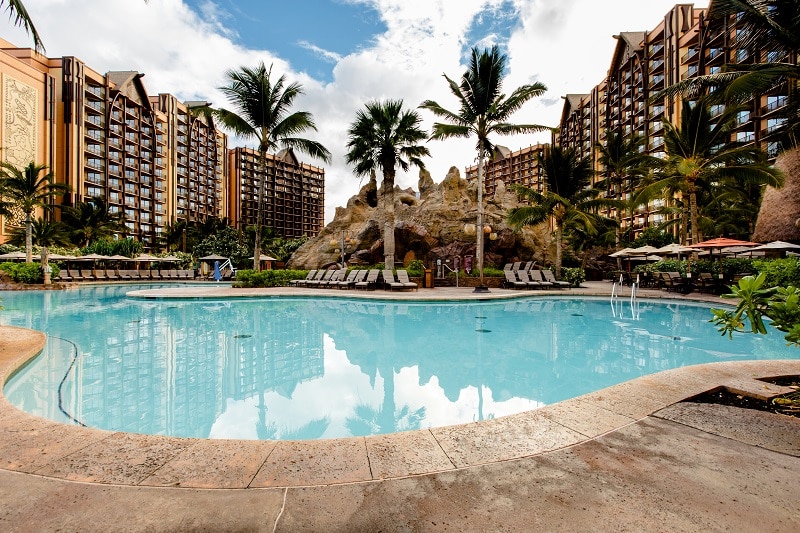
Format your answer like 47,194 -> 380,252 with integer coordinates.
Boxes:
1,282 -> 799,531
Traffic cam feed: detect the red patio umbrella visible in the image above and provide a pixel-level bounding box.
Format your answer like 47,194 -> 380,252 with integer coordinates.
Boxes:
688,238 -> 760,279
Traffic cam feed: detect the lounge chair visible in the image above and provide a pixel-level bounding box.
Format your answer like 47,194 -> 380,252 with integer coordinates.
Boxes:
518,269 -> 545,289
503,263 -> 513,271
54,269 -> 72,282
322,268 -> 347,288
79,269 -> 95,281
521,261 -> 535,272
395,270 -> 418,291
661,272 -> 690,293
542,269 -> 570,288
93,268 -> 108,281
307,269 -> 335,287
382,269 -> 417,291
503,270 -> 528,289
301,269 -> 326,287
511,261 -> 522,272
696,272 -> 719,294
528,270 -> 554,288
290,269 -> 317,286
334,269 -> 360,289
105,269 -> 121,281
339,269 -> 367,289
118,269 -> 135,280
355,269 -> 379,290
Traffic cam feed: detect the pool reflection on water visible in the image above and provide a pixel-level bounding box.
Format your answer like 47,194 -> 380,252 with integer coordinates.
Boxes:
2,285 -> 796,440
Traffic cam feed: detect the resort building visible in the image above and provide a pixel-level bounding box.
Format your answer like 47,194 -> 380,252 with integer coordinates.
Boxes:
227,147 -> 325,239
557,2 -> 794,238
465,143 -> 549,197
0,38 -> 325,248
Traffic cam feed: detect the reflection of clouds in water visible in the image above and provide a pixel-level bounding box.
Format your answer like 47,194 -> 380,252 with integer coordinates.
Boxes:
210,335 -> 381,439
393,366 -> 544,427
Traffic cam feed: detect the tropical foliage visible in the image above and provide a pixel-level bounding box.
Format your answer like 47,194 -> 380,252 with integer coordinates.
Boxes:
636,97 -> 783,245
1,0 -> 43,51
193,225 -> 250,267
508,146 -> 618,276
214,62 -> 330,270
345,99 -> 429,268
60,197 -> 127,247
0,161 -> 69,262
420,45 -> 549,284
6,217 -> 70,248
232,269 -> 308,288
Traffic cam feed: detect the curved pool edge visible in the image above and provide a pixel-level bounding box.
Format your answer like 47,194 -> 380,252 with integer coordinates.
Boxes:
2,324 -> 799,489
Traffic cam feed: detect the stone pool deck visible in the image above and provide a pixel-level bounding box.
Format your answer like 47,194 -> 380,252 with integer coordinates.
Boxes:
1,282 -> 799,531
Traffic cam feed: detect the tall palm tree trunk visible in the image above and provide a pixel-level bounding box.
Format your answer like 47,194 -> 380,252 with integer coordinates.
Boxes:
555,223 -> 563,278
689,186 -> 699,245
476,155 -> 485,285
25,213 -> 33,263
252,148 -> 266,271
383,171 -> 396,269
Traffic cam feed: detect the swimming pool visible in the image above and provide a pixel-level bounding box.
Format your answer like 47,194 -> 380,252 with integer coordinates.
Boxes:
2,285 -> 796,440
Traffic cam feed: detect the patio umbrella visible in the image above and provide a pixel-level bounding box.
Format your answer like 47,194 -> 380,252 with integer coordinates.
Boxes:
0,251 -> 27,260
609,247 -> 635,258
749,241 -> 800,256
74,253 -> 112,261
47,253 -> 77,260
133,253 -> 160,261
655,243 -> 694,257
249,254 -> 278,261
159,255 -> 180,262
688,238 -> 759,278
199,254 -> 228,262
107,255 -> 131,261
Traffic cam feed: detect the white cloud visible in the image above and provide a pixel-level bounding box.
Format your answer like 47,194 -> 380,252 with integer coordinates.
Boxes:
7,0 -> 707,223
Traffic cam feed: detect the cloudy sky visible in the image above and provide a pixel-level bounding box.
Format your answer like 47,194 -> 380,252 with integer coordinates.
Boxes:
5,0 -> 708,223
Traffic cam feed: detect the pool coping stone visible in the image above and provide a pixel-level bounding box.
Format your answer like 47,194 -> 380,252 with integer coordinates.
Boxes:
1,282 -> 799,489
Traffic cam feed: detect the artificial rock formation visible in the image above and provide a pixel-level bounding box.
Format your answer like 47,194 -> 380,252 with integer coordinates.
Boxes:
288,167 -> 550,269
752,148 -> 800,242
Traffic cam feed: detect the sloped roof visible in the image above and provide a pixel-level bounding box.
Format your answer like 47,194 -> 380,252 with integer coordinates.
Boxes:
107,71 -> 152,112
277,148 -> 299,165
608,31 -> 646,75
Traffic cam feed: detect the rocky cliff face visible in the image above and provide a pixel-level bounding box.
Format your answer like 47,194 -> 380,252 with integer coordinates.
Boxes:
287,167 -> 551,269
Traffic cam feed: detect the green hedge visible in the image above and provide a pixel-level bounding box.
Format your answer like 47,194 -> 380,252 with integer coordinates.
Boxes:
232,269 -> 308,288
752,257 -> 800,288
561,267 -> 586,287
0,261 -> 60,284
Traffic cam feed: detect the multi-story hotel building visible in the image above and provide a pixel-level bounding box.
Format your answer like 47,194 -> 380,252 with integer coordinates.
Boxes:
0,38 -> 324,248
228,147 -> 325,238
558,2 -> 793,238
464,143 -> 549,198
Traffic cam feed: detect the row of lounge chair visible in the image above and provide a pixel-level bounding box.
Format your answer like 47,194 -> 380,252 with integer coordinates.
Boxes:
502,268 -> 570,289
54,269 -> 196,282
290,268 -> 418,291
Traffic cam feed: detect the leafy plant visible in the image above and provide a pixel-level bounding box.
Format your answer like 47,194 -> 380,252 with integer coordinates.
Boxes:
0,261 -> 58,284
561,267 -> 586,287
405,259 -> 425,277
233,269 -> 308,288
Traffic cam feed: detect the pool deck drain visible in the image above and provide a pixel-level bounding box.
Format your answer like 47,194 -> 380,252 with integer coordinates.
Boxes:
1,282 -> 799,531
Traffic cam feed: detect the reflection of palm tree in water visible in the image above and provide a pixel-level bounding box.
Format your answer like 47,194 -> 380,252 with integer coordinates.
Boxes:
255,392 -> 330,440
346,366 -> 426,436
346,309 -> 426,436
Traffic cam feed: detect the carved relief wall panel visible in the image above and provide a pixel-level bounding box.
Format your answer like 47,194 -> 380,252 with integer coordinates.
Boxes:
2,76 -> 39,231
3,75 -> 38,167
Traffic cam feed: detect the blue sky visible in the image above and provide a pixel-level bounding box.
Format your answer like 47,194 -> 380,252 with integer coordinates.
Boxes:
183,0 -> 388,81
4,0 -> 708,222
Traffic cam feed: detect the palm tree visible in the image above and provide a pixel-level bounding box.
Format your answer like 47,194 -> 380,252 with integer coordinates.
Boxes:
1,0 -> 43,51
420,45 -> 549,287
345,100 -> 430,268
7,216 -> 70,248
214,62 -> 331,271
595,129 -> 662,251
508,146 -> 618,277
637,97 -> 784,245
60,196 -> 127,247
0,161 -> 69,262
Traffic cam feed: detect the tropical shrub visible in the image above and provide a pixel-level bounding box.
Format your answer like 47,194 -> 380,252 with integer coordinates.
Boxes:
232,269 -> 308,288
405,259 -> 425,277
82,238 -> 143,257
752,257 -> 800,288
0,261 -> 59,284
561,267 -> 586,287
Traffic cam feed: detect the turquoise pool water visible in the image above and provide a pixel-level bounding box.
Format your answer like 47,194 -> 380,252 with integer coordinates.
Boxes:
2,285 -> 797,440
